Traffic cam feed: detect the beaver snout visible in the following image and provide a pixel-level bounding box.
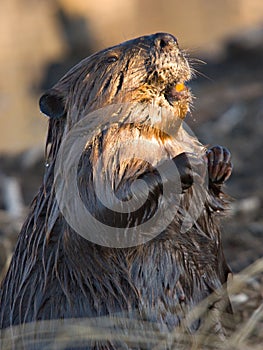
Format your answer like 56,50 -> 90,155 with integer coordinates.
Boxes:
153,32 -> 179,51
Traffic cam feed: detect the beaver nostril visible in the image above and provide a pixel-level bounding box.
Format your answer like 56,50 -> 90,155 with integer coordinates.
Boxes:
154,33 -> 178,50
159,39 -> 168,49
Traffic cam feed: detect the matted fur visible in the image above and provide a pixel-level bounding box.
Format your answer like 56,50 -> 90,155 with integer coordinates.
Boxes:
0,33 -> 232,349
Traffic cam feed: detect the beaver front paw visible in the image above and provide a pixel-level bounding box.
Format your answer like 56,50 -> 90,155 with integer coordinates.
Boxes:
172,152 -> 207,192
206,145 -> 232,185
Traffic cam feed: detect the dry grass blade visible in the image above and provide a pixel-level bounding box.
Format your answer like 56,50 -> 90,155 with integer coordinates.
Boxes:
0,258 -> 262,349
228,303 -> 263,346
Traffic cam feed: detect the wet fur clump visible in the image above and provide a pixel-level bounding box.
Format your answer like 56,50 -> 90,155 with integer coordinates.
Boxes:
0,33 -> 232,349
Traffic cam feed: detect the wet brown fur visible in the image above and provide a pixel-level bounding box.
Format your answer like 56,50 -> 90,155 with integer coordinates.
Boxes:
0,33 -> 232,349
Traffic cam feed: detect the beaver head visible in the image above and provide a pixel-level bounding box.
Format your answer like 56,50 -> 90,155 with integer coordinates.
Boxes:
40,33 -> 192,124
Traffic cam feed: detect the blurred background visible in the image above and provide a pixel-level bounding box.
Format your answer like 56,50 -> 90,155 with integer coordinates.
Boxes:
0,0 -> 263,344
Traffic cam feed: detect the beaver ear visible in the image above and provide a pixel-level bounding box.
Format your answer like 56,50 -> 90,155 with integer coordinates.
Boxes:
39,90 -> 66,119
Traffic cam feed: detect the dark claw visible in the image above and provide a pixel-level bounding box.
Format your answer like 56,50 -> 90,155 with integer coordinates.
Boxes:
206,145 -> 232,185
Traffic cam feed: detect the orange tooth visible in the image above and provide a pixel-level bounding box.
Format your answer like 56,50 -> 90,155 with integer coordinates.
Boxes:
175,82 -> 185,92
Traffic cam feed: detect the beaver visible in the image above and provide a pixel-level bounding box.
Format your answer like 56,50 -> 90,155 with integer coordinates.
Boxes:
0,33 -> 233,349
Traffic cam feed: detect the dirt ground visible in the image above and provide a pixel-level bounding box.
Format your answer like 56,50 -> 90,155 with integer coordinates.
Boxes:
0,30 -> 262,347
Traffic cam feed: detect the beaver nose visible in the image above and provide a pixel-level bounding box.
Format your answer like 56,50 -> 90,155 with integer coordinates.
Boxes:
153,33 -> 178,50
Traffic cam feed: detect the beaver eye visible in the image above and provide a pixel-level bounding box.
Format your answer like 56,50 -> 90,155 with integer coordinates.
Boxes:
106,55 -> 118,63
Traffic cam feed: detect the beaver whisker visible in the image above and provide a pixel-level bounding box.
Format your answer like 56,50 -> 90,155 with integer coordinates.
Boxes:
190,67 -> 212,81
185,54 -> 207,67
183,53 -> 210,80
